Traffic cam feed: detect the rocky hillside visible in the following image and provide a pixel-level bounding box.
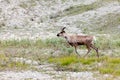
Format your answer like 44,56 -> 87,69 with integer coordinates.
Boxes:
0,0 -> 120,40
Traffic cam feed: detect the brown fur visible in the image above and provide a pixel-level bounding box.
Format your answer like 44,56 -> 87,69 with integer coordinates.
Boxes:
57,27 -> 99,58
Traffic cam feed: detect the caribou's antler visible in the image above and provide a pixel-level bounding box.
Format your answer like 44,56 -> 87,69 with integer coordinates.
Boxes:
62,27 -> 66,31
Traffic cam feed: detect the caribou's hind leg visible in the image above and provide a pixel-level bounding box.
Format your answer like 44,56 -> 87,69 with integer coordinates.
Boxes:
90,44 -> 99,58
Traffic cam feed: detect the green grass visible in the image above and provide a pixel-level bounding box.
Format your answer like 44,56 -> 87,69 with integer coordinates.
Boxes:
102,0 -> 120,2
99,57 -> 120,76
95,35 -> 120,50
0,36 -> 119,51
0,54 -> 30,71
19,0 -> 37,9
0,37 -> 119,75
48,55 -> 120,76
49,55 -> 78,66
112,39 -> 120,48
58,0 -> 120,18
49,55 -> 104,66
62,2 -> 100,17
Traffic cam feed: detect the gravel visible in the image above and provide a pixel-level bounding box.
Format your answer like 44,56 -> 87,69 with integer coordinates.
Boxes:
0,70 -> 98,80
0,63 -> 115,80
0,71 -> 52,80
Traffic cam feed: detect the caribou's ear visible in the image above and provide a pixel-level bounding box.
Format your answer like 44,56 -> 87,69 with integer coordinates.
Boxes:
62,27 -> 66,31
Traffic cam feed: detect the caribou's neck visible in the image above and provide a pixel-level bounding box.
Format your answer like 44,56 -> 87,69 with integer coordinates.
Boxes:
63,33 -> 73,42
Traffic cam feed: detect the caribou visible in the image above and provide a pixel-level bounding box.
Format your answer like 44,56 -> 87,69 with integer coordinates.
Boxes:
57,27 -> 99,58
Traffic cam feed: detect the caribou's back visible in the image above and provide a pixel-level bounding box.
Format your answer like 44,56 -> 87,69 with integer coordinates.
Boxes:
77,35 -> 93,44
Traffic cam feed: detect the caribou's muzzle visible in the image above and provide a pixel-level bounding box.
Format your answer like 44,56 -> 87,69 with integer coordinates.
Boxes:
57,34 -> 59,37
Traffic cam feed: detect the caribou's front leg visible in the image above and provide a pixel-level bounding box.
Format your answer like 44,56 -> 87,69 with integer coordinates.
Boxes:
74,46 -> 81,57
84,45 -> 91,57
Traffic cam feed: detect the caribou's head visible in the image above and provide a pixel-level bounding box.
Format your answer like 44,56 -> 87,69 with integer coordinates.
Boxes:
57,27 -> 66,37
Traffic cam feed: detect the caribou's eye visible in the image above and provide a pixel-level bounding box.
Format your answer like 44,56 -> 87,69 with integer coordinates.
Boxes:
61,31 -> 65,33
